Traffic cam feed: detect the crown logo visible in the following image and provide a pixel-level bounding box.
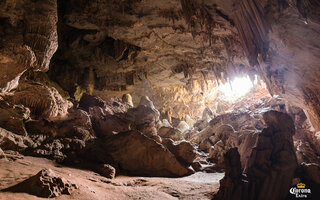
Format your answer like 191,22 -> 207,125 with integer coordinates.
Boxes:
297,183 -> 305,189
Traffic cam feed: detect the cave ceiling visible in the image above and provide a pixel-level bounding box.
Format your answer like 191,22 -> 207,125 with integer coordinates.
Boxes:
50,0 -> 248,92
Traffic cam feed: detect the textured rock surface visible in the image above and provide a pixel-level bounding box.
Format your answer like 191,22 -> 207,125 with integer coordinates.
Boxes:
88,96 -> 131,137
127,96 -> 160,138
95,164 -> 116,179
162,138 -> 196,166
0,102 -> 30,136
3,168 -> 77,198
0,1 -> 320,199
84,130 -> 193,177
0,127 -> 30,151
0,0 -> 58,92
215,111 -> 298,200
6,81 -> 72,120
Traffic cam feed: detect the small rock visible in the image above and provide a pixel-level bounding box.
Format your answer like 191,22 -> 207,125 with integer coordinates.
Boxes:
96,164 -> 116,179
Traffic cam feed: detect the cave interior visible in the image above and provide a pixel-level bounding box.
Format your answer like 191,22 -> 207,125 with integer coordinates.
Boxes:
0,0 -> 320,199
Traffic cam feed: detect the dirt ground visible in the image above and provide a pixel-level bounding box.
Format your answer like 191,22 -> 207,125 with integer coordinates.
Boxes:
0,156 -> 223,200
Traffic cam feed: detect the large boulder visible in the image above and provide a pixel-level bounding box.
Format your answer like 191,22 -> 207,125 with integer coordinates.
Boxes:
85,130 -> 193,177
6,81 -> 72,120
162,138 -> 197,166
88,97 -> 130,137
3,168 -> 77,198
208,125 -> 238,166
89,106 -> 130,137
127,96 -> 160,139
95,164 -> 116,179
79,93 -> 105,112
25,108 -> 94,162
158,127 -> 184,141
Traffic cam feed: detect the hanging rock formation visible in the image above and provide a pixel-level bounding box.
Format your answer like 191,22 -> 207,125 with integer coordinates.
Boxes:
0,0 -> 58,92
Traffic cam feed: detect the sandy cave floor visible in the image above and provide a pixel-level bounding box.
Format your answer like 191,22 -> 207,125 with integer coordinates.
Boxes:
0,157 -> 223,200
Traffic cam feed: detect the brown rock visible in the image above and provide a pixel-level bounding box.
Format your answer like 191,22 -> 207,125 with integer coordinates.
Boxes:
3,168 -> 77,198
215,111 -> 298,200
208,124 -> 238,166
8,81 -> 72,120
89,106 -> 130,137
89,97 -> 130,137
0,127 -> 30,151
0,147 -> 7,160
158,127 -> 183,141
162,138 -> 196,166
0,0 -> 58,92
191,161 -> 202,172
0,103 -> 30,136
100,130 -> 193,177
127,97 -> 160,137
96,164 -> 116,179
79,93 -> 105,112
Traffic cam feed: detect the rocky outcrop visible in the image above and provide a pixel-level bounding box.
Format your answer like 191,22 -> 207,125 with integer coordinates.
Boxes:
162,138 -> 196,166
25,108 -> 94,162
6,82 -> 72,120
191,111 -> 257,152
215,111 -> 298,200
0,127 -> 31,151
3,168 -> 77,198
84,130 -> 193,177
127,96 -> 161,140
88,97 -> 130,137
158,127 -> 184,141
208,124 -> 238,166
79,93 -> 105,112
0,102 -> 30,136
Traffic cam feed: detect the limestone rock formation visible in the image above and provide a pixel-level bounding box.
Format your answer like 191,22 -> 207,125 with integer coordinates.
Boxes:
79,93 -> 105,112
6,81 -> 72,120
0,102 -> 30,136
0,0 -> 58,92
95,164 -> 116,179
208,124 -> 238,166
127,96 -> 160,139
88,96 -> 130,137
0,127 -> 30,151
84,130 -> 193,177
161,138 -> 196,166
158,127 -> 184,141
215,111 -> 298,200
3,168 -> 77,198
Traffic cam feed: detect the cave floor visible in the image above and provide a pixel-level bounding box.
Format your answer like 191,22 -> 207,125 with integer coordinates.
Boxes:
0,157 -> 223,200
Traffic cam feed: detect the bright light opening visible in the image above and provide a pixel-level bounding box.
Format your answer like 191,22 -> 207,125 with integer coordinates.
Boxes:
218,75 -> 257,102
